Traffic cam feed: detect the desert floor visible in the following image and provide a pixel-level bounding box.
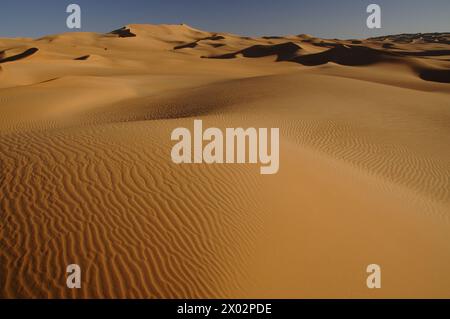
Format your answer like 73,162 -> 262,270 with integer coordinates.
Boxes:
1,25 -> 450,298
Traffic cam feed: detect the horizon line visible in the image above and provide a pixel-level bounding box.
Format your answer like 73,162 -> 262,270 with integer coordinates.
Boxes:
1,23 -> 450,41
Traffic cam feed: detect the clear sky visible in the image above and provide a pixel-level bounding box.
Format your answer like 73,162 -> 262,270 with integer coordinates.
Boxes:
1,0 -> 449,39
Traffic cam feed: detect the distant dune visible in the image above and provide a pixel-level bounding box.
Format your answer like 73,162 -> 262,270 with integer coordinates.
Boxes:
1,24 -> 450,299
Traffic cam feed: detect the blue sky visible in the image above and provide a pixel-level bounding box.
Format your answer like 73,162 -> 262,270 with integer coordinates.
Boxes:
1,0 -> 449,39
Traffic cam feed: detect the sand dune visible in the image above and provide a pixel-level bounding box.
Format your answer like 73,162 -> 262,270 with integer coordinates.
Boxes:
1,24 -> 450,298
369,32 -> 450,44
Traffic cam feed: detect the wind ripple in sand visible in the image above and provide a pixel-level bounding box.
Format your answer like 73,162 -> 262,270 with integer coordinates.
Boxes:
76,73 -> 450,206
0,124 -> 265,298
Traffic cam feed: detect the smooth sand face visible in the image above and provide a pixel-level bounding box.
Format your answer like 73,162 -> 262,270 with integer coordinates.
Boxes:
1,24 -> 449,298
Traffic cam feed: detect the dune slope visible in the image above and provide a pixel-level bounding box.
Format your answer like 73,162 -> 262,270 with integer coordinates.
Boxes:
1,25 -> 450,298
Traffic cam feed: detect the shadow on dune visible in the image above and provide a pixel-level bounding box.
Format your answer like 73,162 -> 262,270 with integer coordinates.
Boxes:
398,50 -> 450,57
74,55 -> 90,61
207,35 -> 226,41
311,41 -> 342,48
206,43 -> 396,66
110,27 -> 137,38
203,41 -> 450,83
419,69 -> 450,83
382,43 -> 397,49
208,43 -> 226,48
174,35 -> 225,50
262,36 -> 284,40
174,42 -> 198,50
205,42 -> 302,61
0,48 -> 39,64
293,45 -> 397,66
240,42 -> 301,61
